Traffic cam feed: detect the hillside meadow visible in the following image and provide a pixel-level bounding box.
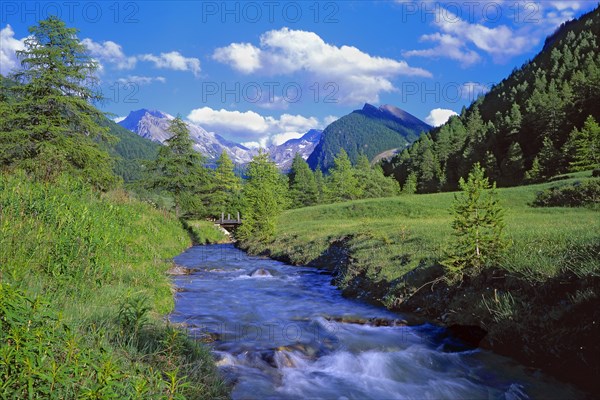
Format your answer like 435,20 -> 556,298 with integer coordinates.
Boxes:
244,170 -> 599,283
0,172 -> 228,399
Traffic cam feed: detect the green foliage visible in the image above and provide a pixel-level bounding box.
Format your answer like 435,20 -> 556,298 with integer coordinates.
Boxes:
324,149 -> 362,202
532,179 -> 600,207
354,154 -> 400,199
145,116 -> 212,217
442,163 -> 506,277
384,7 -> 600,189
288,154 -> 319,208
0,16 -> 117,190
239,170 -> 599,285
210,151 -> 242,217
314,168 -> 326,204
0,172 -> 227,398
402,172 -> 418,194
568,115 -> 600,171
238,151 -> 289,241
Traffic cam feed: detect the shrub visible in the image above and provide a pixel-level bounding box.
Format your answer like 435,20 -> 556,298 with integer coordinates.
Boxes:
531,180 -> 600,207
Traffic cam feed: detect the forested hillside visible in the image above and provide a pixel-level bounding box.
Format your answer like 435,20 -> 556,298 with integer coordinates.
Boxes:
308,104 -> 430,171
383,7 -> 600,192
100,118 -> 160,182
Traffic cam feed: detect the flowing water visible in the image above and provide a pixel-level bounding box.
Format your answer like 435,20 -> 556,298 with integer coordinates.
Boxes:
170,244 -> 583,400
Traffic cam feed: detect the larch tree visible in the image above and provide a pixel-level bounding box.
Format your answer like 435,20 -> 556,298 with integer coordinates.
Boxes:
568,115 -> 600,171
442,163 -> 506,278
145,116 -> 212,217
325,149 -> 362,202
212,150 -> 242,216
238,151 -> 289,241
288,154 -> 318,208
0,16 -> 117,190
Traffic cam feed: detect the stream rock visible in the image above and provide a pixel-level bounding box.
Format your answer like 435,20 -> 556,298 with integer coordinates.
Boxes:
250,268 -> 272,277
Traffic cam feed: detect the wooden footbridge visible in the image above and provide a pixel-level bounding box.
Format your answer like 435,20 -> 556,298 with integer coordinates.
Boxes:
217,212 -> 243,230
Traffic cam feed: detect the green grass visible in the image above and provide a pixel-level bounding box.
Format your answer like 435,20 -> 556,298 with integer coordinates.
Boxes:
0,172 -> 228,399
244,170 -> 599,283
185,220 -> 229,244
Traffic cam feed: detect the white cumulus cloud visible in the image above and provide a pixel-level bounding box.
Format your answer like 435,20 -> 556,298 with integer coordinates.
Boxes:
81,38 -> 137,70
425,108 -> 458,127
213,27 -> 431,105
213,42 -> 262,74
187,107 -> 328,147
0,25 -> 25,75
116,75 -> 166,85
140,51 -> 201,77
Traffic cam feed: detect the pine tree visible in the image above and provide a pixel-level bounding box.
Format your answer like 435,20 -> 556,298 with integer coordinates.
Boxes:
568,115 -> 600,171
212,150 -> 242,216
500,142 -> 525,184
0,16 -> 116,190
402,172 -> 418,194
238,151 -> 289,241
442,163 -> 506,278
145,116 -> 212,217
483,151 -> 500,182
537,136 -> 561,179
324,149 -> 362,202
288,153 -> 318,208
524,156 -> 542,183
314,168 -> 325,204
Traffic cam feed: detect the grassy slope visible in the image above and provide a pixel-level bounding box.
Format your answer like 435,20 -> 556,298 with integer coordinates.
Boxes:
0,173 -> 227,398
247,170 -> 598,283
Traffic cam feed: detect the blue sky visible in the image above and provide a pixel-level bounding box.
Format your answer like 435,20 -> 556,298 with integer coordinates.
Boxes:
1,1 -> 597,147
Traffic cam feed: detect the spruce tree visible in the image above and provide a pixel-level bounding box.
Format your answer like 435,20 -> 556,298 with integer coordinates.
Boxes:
524,157 -> 542,183
500,142 -> 525,184
288,154 -> 318,208
442,163 -> 505,278
314,168 -> 325,204
238,151 -> 289,241
145,116 -> 212,217
212,150 -> 242,216
0,16 -> 116,190
324,149 -> 362,202
402,172 -> 418,194
568,115 -> 600,171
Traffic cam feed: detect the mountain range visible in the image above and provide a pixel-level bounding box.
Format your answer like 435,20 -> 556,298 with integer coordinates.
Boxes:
117,105 -> 431,172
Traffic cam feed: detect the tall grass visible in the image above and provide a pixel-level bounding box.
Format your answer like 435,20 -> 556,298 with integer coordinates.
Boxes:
0,172 -> 228,398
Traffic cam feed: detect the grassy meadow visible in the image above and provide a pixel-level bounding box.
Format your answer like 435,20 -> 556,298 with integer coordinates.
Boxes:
0,172 -> 228,399
244,170 -> 599,285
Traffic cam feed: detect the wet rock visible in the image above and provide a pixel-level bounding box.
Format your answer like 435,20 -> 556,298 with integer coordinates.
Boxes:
166,265 -> 193,275
250,268 -> 272,277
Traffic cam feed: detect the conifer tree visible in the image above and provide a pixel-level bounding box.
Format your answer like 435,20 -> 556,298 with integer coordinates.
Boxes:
145,116 -> 212,217
288,154 -> 318,208
500,142 -> 525,184
442,163 -> 505,278
314,168 -> 325,204
568,115 -> 600,171
324,149 -> 362,202
0,16 -> 116,190
524,157 -> 542,183
238,151 -> 289,241
402,172 -> 418,194
212,150 -> 242,216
